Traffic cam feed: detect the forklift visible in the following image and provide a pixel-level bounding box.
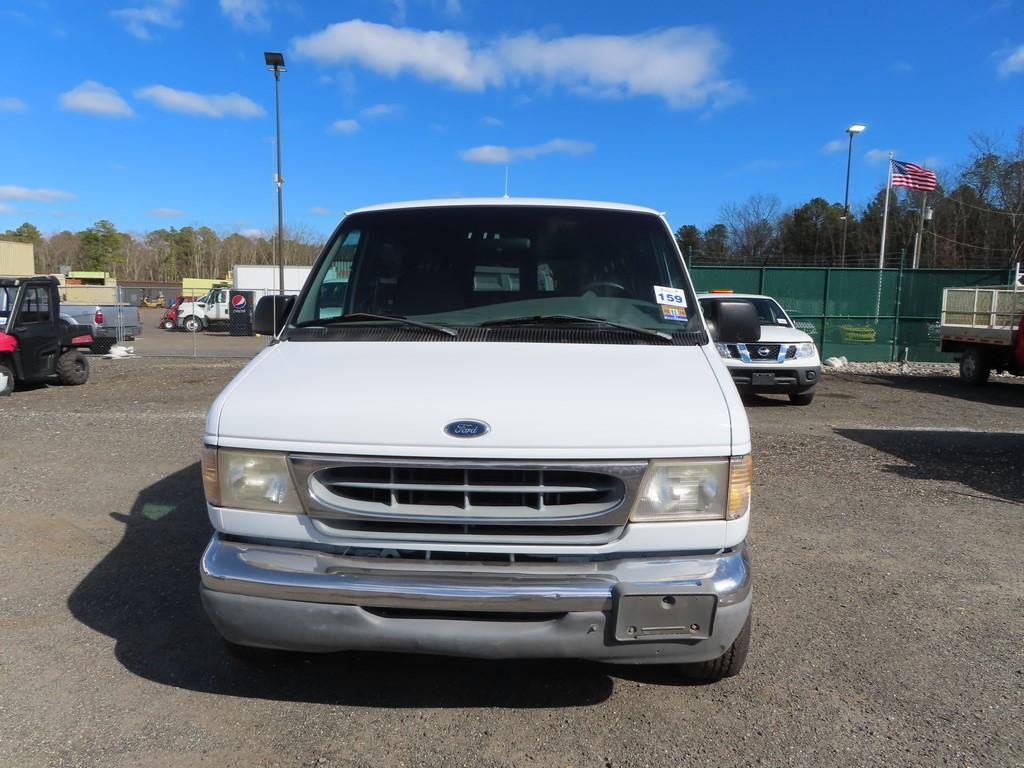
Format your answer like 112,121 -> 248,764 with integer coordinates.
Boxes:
0,276 -> 94,396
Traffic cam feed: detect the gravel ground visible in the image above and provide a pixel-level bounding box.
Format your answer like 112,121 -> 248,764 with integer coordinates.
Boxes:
1,356 -> 1022,768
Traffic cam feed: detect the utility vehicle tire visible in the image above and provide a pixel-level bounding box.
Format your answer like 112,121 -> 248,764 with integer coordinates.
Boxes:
959,347 -> 990,386
677,611 -> 751,684
56,350 -> 90,385
182,315 -> 202,333
0,362 -> 13,396
160,319 -> 175,330
789,391 -> 815,406
92,339 -> 114,354
223,640 -> 279,663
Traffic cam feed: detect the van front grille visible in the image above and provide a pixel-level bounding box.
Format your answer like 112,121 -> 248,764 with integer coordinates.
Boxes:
288,456 -> 647,543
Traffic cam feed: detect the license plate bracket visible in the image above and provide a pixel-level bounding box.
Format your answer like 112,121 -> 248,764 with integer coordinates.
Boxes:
752,372 -> 776,385
613,587 -> 716,642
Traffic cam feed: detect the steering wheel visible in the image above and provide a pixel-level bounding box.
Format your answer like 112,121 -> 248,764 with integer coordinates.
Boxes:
581,281 -> 628,297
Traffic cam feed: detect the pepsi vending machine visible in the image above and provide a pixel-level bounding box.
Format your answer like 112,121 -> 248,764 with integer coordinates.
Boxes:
228,290 -> 255,336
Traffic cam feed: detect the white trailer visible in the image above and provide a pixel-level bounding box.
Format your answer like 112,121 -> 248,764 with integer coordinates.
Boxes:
232,265 -> 311,294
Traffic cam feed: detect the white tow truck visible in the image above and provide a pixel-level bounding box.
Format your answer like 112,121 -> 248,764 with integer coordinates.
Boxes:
198,198 -> 762,682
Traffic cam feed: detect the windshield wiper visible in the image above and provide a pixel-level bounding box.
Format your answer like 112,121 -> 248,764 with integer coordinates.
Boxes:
480,314 -> 673,341
293,312 -> 457,337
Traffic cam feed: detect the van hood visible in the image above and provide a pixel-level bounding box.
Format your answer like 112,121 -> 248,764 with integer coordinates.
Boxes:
207,340 -> 744,459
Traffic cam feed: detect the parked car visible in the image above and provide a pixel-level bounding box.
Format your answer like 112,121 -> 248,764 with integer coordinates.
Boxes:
0,275 -> 93,395
198,198 -> 761,682
698,292 -> 821,405
61,302 -> 142,353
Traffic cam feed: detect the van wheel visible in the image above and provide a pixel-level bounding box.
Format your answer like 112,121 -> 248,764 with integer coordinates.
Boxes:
223,639 -> 279,663
677,611 -> 751,684
789,391 -> 815,406
959,348 -> 990,385
182,316 -> 202,333
0,362 -> 13,396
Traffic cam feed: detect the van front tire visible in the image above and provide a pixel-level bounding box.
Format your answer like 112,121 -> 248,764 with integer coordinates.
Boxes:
676,611 -> 751,684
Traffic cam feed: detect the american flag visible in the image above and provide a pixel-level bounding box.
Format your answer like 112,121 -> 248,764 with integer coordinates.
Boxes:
891,159 -> 937,191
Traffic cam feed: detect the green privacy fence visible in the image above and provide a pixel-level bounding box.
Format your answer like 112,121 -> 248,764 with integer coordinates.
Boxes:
690,260 -> 1012,362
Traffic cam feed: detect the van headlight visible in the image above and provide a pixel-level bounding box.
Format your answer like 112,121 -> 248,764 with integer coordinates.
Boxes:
202,446 -> 302,513
794,342 -> 817,358
631,455 -> 752,522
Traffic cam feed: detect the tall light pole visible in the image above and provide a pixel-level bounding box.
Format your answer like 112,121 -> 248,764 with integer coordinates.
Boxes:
265,51 -> 286,296
840,123 -> 866,266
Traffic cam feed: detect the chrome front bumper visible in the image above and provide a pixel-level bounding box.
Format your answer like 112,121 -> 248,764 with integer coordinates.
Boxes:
200,536 -> 752,664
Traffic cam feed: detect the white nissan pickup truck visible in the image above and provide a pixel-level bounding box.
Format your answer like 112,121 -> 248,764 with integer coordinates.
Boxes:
199,198 -> 762,682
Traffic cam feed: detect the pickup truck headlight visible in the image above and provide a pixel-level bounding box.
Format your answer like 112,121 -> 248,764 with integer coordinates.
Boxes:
202,446 -> 302,513
794,342 -> 817,358
631,455 -> 752,522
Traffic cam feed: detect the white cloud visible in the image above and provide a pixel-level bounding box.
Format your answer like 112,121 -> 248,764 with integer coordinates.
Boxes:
294,20 -> 490,89
292,21 -> 738,108
219,0 -> 269,31
148,207 -> 184,217
865,148 -> 898,163
111,0 -> 181,40
329,119 -> 360,134
309,206 -> 333,215
359,103 -> 402,119
239,228 -> 266,238
458,138 -> 595,164
481,115 -> 502,127
0,185 -> 76,202
821,138 -> 845,154
59,81 -> 135,118
997,43 -> 1024,76
135,85 -> 264,118
0,203 -> 13,213
0,97 -> 27,111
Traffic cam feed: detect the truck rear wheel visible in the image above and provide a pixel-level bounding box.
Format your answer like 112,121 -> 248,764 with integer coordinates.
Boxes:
0,362 -> 13,396
959,347 -> 990,386
56,350 -> 90,385
676,610 -> 751,684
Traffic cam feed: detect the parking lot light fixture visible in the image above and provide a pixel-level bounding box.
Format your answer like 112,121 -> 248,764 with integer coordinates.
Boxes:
265,51 -> 286,297
840,123 -> 866,266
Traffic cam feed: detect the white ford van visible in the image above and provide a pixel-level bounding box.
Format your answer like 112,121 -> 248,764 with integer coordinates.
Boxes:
199,199 -> 761,682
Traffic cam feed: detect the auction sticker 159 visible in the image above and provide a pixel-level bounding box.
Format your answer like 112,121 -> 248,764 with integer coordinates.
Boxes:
653,285 -> 687,307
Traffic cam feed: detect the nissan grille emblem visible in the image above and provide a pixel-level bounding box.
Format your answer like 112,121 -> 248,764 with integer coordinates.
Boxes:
757,346 -> 771,358
444,419 -> 490,438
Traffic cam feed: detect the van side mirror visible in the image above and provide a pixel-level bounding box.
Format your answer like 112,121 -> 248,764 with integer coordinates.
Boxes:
253,295 -> 295,336
714,300 -> 761,343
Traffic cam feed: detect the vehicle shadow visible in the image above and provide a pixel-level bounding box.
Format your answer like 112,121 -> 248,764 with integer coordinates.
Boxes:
835,427 -> 1024,504
856,373 -> 1024,408
67,463 -> 618,707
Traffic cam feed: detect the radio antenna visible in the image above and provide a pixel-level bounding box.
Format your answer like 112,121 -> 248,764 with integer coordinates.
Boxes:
503,166 -> 510,198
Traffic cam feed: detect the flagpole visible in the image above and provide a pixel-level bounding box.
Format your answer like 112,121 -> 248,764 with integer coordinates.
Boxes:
912,190 -> 927,268
878,151 -> 894,270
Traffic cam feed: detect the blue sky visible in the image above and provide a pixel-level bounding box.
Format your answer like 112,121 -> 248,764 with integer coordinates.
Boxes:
2,0 -> 1023,237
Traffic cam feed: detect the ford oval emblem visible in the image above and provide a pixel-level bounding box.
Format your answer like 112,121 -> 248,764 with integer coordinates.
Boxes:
444,419 -> 490,438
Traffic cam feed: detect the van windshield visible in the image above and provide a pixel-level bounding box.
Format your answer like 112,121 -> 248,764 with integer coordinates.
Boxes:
290,206 -> 697,335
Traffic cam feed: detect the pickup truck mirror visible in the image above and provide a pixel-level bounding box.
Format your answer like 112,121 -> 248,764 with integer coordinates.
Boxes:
713,300 -> 761,343
253,295 -> 295,336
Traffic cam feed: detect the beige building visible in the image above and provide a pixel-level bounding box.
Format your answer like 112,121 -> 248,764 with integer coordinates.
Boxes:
0,240 -> 35,276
